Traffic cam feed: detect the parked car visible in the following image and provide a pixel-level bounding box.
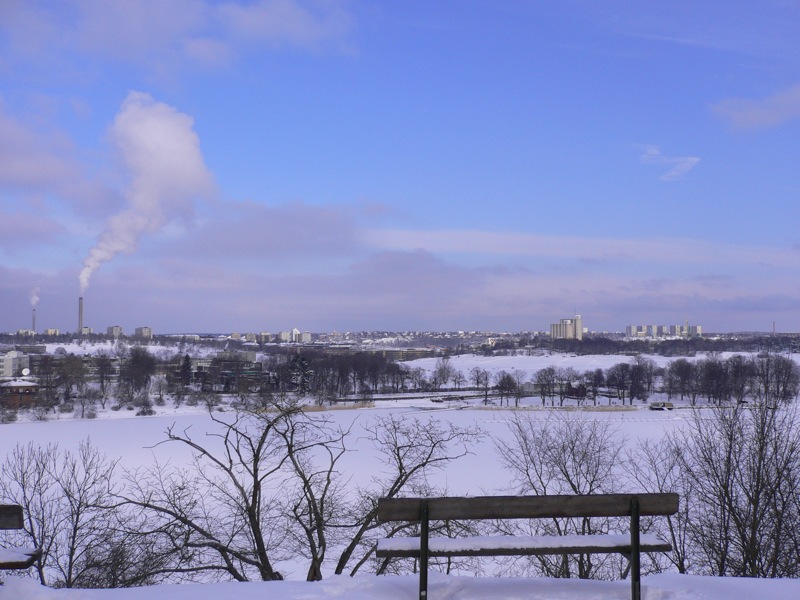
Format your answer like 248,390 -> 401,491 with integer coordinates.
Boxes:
649,401 -> 674,411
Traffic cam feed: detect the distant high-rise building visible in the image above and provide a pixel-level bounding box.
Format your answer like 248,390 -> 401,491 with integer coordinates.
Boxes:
107,325 -> 123,338
276,328 -> 306,343
550,315 -> 583,340
134,326 -> 153,339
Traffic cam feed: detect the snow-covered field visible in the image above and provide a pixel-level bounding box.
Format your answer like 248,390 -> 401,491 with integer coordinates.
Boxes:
2,351 -> 799,599
4,571 -> 800,600
405,351 -> 673,374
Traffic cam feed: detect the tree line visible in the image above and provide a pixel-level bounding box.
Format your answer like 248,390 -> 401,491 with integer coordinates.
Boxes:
4,350 -> 798,424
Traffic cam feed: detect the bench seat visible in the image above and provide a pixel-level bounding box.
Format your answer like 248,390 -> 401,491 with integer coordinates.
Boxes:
377,533 -> 671,558
0,547 -> 41,570
377,494 -> 679,600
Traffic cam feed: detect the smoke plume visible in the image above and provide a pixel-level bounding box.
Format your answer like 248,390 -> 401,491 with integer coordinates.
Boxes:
79,92 -> 214,293
29,286 -> 40,307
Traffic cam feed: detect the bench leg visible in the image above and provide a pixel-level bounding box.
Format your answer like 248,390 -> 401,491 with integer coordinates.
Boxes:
419,500 -> 429,600
630,497 -> 640,600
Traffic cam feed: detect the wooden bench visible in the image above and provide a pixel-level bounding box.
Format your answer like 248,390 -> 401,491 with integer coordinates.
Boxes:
0,505 -> 41,575
377,493 -> 678,600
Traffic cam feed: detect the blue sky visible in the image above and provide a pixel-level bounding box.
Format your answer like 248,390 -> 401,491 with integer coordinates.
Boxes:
1,0 -> 798,335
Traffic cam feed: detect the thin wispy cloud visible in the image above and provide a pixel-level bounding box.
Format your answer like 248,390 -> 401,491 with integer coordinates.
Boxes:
639,145 -> 700,181
218,0 -> 354,51
364,229 -> 792,269
0,0 -> 355,77
712,83 -> 800,129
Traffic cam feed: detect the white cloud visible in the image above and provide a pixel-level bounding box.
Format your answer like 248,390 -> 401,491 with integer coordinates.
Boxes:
712,84 -> 800,130
79,92 -> 215,292
639,145 -> 700,181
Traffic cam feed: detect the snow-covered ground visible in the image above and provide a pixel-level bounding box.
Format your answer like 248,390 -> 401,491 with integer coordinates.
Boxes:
2,351 -> 798,599
403,350 -> 797,378
3,571 -> 800,600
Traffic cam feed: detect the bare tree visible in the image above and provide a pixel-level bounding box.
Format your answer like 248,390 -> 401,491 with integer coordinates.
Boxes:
122,397 -> 351,582
0,443 -> 59,584
494,412 -> 624,579
57,354 -> 86,405
554,367 -> 578,406
750,353 -> 800,406
119,346 -> 156,399
511,369 -> 527,407
34,355 -> 60,411
0,440 -> 122,588
277,411 -> 350,581
725,354 -> 754,405
665,359 -> 697,404
494,370 -> 517,406
72,386 -> 100,418
698,354 -> 728,404
534,366 -> 556,406
584,369 -> 605,406
431,357 -> 454,391
333,415 -> 481,576
408,367 -> 428,392
451,370 -> 466,391
470,367 -> 490,404
627,438 -> 693,574
94,351 -> 115,402
606,363 -> 631,405
630,355 -> 655,402
679,401 -> 800,577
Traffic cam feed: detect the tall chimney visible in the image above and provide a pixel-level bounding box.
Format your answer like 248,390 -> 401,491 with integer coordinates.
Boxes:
32,307 -> 36,333
78,296 -> 84,334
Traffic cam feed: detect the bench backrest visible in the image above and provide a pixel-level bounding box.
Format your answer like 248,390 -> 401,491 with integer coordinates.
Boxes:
378,493 -> 678,522
0,505 -> 24,530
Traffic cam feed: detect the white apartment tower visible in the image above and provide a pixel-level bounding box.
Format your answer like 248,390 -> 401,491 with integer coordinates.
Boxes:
551,315 -> 583,340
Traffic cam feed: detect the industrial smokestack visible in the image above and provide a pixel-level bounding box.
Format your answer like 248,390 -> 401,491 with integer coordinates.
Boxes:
78,297 -> 84,334
32,308 -> 36,333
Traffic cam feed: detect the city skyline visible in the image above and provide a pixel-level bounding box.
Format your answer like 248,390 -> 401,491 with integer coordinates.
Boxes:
1,1 -> 799,334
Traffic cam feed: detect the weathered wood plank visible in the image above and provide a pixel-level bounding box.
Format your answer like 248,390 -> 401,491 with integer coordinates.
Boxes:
0,547 -> 41,570
0,505 -> 23,530
376,533 -> 672,558
378,493 -> 679,522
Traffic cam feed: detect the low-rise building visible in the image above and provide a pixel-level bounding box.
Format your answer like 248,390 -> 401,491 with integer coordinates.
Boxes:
626,323 -> 702,338
0,379 -> 39,409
